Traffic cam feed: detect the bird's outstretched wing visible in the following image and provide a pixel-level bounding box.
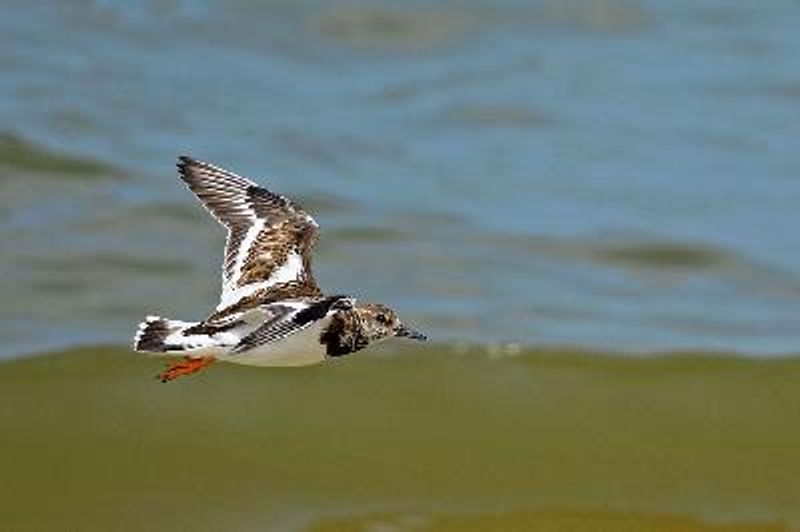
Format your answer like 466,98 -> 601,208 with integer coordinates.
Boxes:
177,156 -> 322,312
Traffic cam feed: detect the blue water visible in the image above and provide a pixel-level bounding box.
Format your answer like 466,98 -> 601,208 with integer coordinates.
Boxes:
1,0 -> 799,357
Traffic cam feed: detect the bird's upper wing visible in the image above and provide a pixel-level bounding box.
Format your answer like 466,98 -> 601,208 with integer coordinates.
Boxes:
177,156 -> 322,312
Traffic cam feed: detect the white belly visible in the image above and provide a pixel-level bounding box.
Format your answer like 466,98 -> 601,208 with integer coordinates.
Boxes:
216,318 -> 329,367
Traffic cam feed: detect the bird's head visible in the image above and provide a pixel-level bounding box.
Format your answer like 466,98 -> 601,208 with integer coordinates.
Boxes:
353,303 -> 427,344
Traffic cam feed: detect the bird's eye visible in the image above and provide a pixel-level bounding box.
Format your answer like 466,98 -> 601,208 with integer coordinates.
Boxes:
376,314 -> 388,324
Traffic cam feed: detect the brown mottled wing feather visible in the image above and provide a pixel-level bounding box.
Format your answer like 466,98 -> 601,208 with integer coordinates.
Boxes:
176,156 -> 322,311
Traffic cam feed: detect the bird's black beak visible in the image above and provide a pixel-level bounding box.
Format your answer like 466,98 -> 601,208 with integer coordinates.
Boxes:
395,325 -> 427,341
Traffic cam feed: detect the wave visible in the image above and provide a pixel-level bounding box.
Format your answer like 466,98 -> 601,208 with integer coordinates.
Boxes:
0,131 -> 119,178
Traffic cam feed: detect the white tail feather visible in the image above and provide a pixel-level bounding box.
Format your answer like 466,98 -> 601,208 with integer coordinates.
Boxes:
133,316 -> 220,355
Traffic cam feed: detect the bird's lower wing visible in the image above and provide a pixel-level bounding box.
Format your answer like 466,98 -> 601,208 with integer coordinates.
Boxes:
231,304 -> 310,353
231,297 -> 351,353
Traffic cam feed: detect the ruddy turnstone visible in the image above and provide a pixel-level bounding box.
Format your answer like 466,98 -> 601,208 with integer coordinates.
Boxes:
133,156 -> 426,382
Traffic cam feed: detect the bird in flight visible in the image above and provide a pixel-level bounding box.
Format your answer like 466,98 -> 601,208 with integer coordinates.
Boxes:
134,157 -> 426,382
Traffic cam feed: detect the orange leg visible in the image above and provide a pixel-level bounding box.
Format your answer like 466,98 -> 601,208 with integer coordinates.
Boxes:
158,356 -> 215,383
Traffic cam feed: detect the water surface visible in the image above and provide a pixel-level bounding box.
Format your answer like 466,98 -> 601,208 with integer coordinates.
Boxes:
1,0 -> 799,357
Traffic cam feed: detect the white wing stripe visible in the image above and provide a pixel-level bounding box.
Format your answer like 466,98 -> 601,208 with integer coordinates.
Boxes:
218,283 -> 261,311
216,250 -> 304,311
269,252 -> 303,285
229,220 -> 263,289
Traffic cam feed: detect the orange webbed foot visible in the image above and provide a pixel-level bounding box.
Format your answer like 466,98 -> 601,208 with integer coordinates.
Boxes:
158,356 -> 215,383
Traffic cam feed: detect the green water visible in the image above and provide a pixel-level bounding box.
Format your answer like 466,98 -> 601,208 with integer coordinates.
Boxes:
2,347 -> 798,530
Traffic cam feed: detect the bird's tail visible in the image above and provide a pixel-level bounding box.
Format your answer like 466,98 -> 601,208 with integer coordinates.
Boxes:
133,316 -> 213,354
